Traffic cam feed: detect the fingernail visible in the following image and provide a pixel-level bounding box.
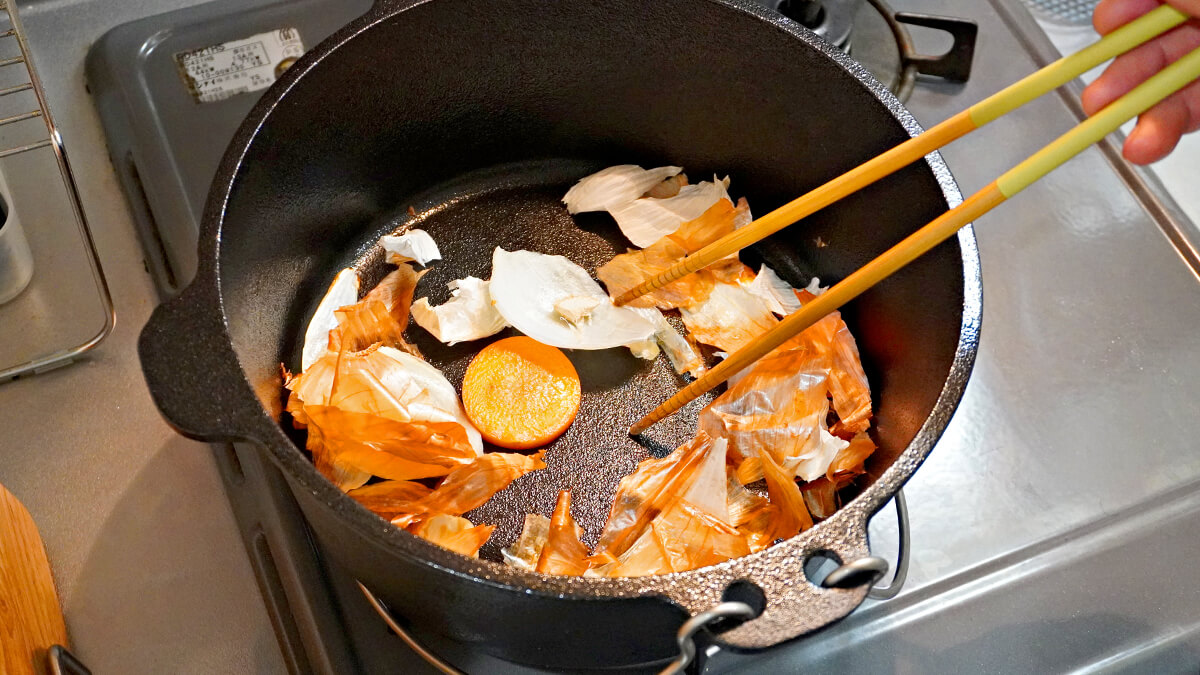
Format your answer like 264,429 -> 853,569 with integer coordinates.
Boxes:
1081,83 -> 1107,116
1123,127 -> 1156,165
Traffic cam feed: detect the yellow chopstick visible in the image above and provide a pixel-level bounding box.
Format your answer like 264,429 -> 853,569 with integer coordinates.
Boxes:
630,45 -> 1200,435
612,4 -> 1189,307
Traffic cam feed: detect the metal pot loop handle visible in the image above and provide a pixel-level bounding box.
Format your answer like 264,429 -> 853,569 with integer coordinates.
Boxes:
358,490 -> 909,673
666,490 -> 911,673
658,601 -> 756,675
824,489 -> 910,600
358,581 -> 464,675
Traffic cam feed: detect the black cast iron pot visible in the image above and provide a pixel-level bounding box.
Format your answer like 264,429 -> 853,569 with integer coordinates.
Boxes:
139,0 -> 981,669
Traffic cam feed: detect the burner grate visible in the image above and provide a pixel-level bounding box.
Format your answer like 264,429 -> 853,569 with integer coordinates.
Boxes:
1024,0 -> 1098,25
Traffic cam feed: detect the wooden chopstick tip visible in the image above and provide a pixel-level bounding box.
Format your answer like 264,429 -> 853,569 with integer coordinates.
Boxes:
628,417 -> 651,436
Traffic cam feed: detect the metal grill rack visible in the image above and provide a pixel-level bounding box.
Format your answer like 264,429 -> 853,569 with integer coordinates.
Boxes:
1,3 -> 57,157
0,0 -> 113,382
1024,0 -> 1098,25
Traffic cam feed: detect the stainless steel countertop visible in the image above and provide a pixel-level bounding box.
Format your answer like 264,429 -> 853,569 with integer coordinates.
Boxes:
1,0 -> 1199,672
874,0 -> 1200,596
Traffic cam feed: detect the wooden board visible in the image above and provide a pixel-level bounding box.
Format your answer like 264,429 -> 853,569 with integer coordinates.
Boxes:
0,483 -> 67,675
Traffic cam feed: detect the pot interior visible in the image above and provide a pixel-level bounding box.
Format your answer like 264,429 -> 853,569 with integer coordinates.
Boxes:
214,0 -> 969,564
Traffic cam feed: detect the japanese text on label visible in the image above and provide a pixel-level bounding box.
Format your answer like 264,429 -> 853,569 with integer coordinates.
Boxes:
175,28 -> 305,103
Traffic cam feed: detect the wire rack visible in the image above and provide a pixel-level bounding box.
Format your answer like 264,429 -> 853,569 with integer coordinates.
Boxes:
0,0 -> 113,382
1024,0 -> 1098,25
1,4 -> 56,155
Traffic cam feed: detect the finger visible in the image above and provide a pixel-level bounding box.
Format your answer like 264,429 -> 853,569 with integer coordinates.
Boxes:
1083,40 -> 1167,115
1124,74 -> 1200,164
1166,0 -> 1200,21
1094,0 -> 1163,35
1096,0 -> 1200,34
1081,22 -> 1200,115
1183,76 -> 1200,133
1124,89 -> 1191,163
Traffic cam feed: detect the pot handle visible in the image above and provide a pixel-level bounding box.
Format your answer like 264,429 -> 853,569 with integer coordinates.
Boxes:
138,285 -> 270,444
359,581 -> 463,675
665,490 -> 912,672
828,488 -> 910,600
357,493 -> 913,673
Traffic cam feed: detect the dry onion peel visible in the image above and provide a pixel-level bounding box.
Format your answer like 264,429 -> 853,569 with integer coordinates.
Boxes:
502,514 -> 551,571
680,281 -> 778,353
312,444 -> 372,492
650,499 -> 749,573
760,451 -> 815,539
410,514 -> 494,557
682,434 -> 729,523
793,289 -> 873,436
302,268 -> 360,371
608,176 -> 731,247
562,164 -> 682,214
305,405 -> 477,481
590,433 -> 722,562
348,479 -> 433,520
390,450 -> 547,528
600,499 -> 749,577
328,264 -> 423,356
597,198 -> 744,310
800,478 -> 841,520
289,346 -> 483,453
380,229 -> 442,266
535,490 -> 591,576
412,276 -> 508,345
699,336 -> 844,482
726,477 -> 778,553
827,432 -> 876,481
489,248 -> 655,350
744,264 -> 803,317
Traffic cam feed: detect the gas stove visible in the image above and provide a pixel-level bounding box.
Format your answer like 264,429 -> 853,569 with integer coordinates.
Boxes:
762,0 -> 978,100
76,0 -> 1200,672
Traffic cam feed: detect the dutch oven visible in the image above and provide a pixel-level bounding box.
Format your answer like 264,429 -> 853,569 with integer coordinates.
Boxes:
138,0 -> 981,669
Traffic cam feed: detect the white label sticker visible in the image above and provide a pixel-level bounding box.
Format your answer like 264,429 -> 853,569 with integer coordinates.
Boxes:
174,28 -> 305,103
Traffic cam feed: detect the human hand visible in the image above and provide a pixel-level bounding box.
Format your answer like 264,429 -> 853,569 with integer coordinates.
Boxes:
1081,0 -> 1200,164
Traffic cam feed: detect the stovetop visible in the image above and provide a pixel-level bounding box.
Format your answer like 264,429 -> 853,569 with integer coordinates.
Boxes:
3,0 -> 1199,672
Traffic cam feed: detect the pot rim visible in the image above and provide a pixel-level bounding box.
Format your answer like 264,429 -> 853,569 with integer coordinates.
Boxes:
185,0 -> 980,648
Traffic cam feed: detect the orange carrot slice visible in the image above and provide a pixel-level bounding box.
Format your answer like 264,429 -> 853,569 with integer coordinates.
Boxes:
461,336 -> 581,450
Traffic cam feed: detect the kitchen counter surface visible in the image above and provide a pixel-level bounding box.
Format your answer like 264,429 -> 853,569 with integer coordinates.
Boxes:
0,0 -> 286,672
2,1 -> 1199,673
